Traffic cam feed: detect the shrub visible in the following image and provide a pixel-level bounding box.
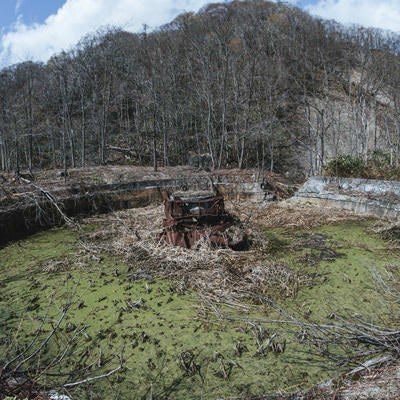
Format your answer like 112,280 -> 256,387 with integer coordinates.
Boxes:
324,152 -> 400,180
324,154 -> 365,178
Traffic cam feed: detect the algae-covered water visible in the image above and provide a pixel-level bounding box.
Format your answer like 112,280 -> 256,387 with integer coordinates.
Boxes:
1,220 -> 399,399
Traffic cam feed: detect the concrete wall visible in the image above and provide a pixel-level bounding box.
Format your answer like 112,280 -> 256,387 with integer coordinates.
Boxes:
0,174 -> 266,245
293,176 -> 400,220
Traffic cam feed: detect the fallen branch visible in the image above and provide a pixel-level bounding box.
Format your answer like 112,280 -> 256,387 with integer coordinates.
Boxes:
106,145 -> 136,158
63,365 -> 123,388
17,175 -> 76,227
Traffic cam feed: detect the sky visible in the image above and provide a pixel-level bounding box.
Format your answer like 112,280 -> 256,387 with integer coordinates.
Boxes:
0,0 -> 400,69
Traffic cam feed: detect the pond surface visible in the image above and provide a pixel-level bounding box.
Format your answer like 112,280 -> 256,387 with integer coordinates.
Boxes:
1,219 -> 399,399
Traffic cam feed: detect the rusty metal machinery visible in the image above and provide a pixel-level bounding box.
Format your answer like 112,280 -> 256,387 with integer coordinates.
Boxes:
160,190 -> 247,250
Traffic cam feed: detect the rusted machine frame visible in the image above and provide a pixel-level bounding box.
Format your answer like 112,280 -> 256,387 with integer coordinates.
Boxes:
161,190 -> 233,249
162,191 -> 225,223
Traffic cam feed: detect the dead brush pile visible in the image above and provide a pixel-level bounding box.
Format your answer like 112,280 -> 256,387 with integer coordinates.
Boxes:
80,200 -> 363,303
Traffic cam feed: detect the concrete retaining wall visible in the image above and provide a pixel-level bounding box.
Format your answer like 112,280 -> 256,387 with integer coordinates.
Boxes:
0,174 -> 266,245
293,176 -> 400,220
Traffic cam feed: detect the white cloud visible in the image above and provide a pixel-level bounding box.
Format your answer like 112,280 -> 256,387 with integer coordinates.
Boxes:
0,0 -> 209,67
305,0 -> 400,33
15,0 -> 23,14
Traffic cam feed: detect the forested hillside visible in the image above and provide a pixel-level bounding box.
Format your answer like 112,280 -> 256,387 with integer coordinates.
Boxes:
0,0 -> 399,177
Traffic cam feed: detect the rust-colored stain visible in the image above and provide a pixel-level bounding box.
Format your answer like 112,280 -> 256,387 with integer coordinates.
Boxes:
160,190 -> 246,249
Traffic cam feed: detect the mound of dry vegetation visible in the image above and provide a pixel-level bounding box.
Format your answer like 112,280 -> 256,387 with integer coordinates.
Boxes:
79,200 -> 366,307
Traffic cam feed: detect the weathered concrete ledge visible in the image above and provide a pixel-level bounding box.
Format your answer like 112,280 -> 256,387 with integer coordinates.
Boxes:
0,174 -> 266,245
293,176 -> 400,220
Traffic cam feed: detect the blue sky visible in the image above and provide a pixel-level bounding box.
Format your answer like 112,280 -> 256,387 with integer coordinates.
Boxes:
0,0 -> 64,32
1,0 -> 400,69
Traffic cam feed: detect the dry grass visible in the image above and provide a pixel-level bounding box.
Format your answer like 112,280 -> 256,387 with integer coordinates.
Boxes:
79,200 -> 366,305
253,200 -> 369,229
42,257 -> 89,273
82,202 -> 293,301
336,363 -> 400,399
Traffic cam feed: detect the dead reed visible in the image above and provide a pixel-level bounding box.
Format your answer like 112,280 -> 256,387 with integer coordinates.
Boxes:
78,200 -> 358,302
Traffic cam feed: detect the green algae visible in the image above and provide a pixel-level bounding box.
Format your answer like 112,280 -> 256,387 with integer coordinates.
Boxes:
278,223 -> 399,320
1,220 -> 399,399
